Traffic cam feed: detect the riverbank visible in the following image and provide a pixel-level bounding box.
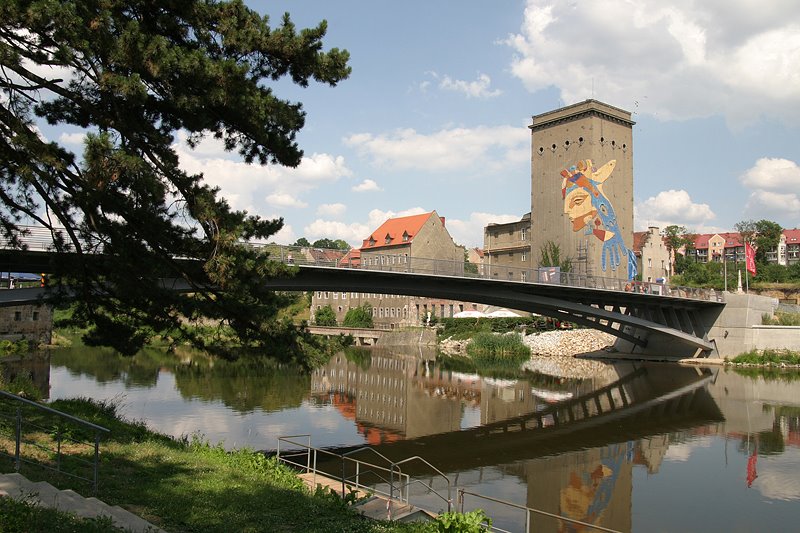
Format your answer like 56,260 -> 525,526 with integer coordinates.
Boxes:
0,397 -> 432,532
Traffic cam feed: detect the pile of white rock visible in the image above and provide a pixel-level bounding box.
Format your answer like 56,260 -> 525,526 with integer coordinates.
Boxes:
521,329 -> 615,357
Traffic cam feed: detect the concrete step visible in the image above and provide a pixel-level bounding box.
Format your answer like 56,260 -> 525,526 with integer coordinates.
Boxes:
0,472 -> 164,532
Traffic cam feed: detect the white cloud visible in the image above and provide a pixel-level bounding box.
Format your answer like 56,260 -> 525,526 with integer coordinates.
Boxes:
343,125 -> 528,172
58,132 -> 86,146
174,137 -> 351,217
634,189 -> 716,230
447,212 -> 522,248
664,436 -> 713,462
744,190 -> 800,220
270,222 -> 296,245
506,0 -> 800,124
439,73 -> 502,99
740,158 -> 800,223
740,158 -> 800,191
316,203 -> 346,217
352,179 -> 381,192
753,448 -> 800,501
304,219 -> 371,246
265,193 -> 307,209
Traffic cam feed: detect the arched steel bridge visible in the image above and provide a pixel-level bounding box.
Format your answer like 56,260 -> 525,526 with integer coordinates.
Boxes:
0,226 -> 725,357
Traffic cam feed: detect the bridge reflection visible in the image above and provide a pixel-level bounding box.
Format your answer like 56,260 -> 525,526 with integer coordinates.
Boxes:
311,351 -> 723,532
311,350 -> 723,467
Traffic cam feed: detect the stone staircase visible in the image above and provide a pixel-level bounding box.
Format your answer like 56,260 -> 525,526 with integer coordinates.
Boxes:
0,472 -> 164,532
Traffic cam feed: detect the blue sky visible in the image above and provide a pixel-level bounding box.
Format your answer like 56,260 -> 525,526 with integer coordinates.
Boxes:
52,0 -> 800,248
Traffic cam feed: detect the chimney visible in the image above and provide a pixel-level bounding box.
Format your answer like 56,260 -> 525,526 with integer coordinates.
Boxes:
440,216 -> 445,226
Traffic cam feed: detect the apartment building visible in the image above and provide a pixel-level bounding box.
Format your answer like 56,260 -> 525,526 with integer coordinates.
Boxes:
483,213 -> 532,281
632,227 -> 671,282
311,211 -> 474,328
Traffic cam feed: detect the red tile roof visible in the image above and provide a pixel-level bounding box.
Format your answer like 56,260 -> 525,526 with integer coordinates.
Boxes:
784,228 -> 800,244
361,211 -> 438,250
338,248 -> 361,267
632,231 -> 649,254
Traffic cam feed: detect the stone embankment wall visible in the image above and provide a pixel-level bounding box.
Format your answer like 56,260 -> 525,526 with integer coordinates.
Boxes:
707,293 -> 800,356
379,328 -> 438,346
0,304 -> 52,345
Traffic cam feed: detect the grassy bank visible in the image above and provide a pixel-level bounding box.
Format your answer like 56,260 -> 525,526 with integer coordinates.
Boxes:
466,332 -> 530,368
730,349 -> 800,366
0,397 -> 454,532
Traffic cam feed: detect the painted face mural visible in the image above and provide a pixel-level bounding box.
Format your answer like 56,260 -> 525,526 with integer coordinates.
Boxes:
561,160 -> 637,280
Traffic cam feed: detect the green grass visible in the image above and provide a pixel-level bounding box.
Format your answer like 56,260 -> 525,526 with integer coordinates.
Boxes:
466,332 -> 530,368
761,312 -> 800,326
730,349 -> 800,366
0,397 -> 442,532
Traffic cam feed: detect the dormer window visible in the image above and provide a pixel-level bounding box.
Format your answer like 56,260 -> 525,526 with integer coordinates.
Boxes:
368,237 -> 376,247
385,233 -> 392,245
402,231 -> 409,242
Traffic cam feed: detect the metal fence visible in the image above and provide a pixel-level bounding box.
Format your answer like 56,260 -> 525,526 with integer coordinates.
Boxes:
277,434 -> 452,519
0,390 -> 109,494
0,225 -> 722,303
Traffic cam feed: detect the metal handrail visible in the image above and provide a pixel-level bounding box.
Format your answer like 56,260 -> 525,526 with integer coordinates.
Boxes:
391,455 -> 452,513
0,390 -> 110,494
277,436 -> 410,504
0,224 -> 722,303
458,488 -> 622,533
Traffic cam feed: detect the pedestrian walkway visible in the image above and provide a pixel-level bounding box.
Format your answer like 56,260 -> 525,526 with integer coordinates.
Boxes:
0,472 -> 164,532
297,471 -> 437,524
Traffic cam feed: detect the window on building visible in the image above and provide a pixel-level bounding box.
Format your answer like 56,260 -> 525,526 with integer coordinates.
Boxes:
521,271 -> 528,282
521,252 -> 526,262
648,258 -> 652,267
14,311 -> 21,321
338,306 -> 343,313
333,292 -> 338,299
521,228 -> 527,240
385,233 -> 392,245
369,237 -> 376,247
402,231 -> 409,242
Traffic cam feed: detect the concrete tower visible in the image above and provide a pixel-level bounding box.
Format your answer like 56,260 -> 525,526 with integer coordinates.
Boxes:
529,100 -> 635,280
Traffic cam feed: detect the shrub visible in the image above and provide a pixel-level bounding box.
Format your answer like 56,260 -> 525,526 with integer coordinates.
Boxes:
314,305 -> 337,326
731,349 -> 800,365
467,332 -> 530,367
435,509 -> 492,532
342,304 -> 373,328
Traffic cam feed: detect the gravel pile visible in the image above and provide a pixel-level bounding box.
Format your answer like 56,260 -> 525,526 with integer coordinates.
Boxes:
438,329 -> 617,379
522,329 -> 615,356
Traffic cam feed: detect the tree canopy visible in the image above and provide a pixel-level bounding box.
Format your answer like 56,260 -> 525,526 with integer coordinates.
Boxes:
0,0 -> 350,360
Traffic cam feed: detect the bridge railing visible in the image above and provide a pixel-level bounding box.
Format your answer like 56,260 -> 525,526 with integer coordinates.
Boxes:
247,242 -> 723,303
0,226 -> 722,303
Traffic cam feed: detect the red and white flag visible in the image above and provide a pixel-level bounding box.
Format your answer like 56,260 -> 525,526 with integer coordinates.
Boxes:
745,242 -> 757,276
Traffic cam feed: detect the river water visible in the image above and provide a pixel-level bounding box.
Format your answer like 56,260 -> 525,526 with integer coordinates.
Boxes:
3,345 -> 800,532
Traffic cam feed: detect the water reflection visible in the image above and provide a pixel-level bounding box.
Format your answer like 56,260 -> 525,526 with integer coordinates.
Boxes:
3,348 -> 800,532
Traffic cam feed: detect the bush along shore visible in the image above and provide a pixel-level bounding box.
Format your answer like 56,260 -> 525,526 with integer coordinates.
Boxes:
727,349 -> 800,368
0,396 -> 481,532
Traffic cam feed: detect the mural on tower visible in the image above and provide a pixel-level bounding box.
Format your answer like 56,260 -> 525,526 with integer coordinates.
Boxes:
561,159 -> 637,280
